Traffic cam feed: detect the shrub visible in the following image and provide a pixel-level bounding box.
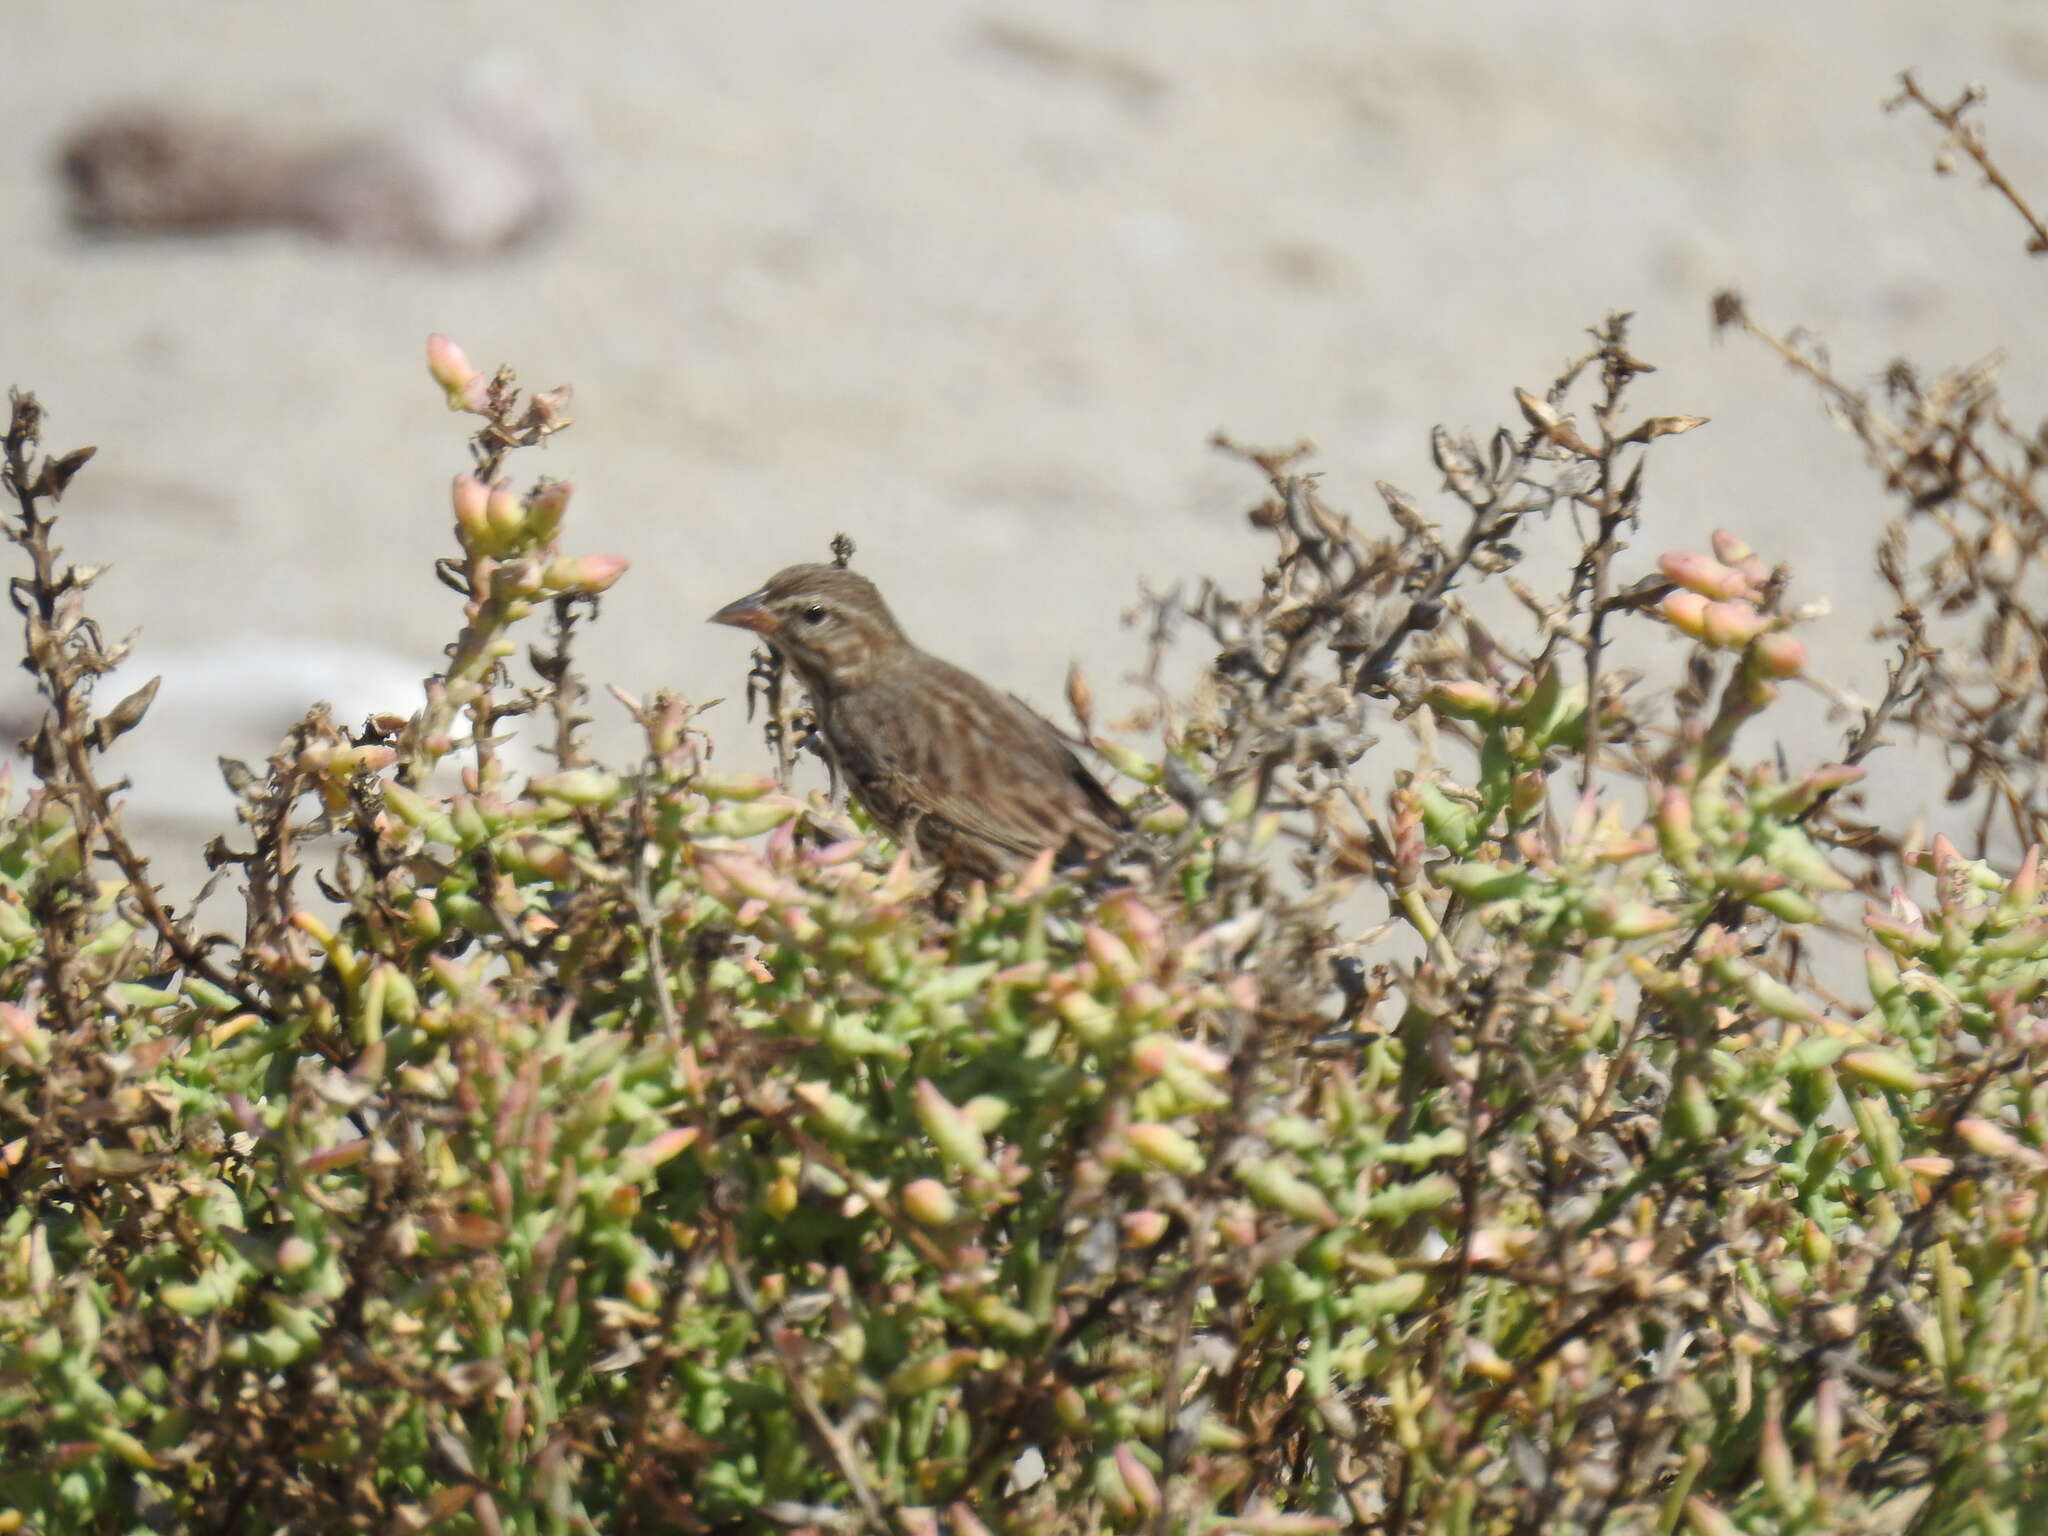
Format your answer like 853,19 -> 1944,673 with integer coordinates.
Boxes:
1,73 -> 2045,1536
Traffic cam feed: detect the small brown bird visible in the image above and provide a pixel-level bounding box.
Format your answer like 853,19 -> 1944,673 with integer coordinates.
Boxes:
710,564 -> 1128,881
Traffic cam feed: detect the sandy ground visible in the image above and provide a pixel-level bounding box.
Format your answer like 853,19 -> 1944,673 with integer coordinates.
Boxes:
4,0 -> 2046,899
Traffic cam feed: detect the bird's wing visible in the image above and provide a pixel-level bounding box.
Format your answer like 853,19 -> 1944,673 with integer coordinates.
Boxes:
828,667 -> 1125,865
1008,692 -> 1132,836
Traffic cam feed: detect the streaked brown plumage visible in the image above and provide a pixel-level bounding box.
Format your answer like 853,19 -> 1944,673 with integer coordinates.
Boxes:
710,564 -> 1127,881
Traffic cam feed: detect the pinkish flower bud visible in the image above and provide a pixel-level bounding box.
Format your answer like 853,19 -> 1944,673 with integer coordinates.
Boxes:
1710,529 -> 1756,564
900,1177 -> 959,1226
704,800 -> 797,839
1125,1122 -> 1205,1176
803,837 -> 868,867
885,1346 -> 976,1398
1838,1049 -> 1928,1093
486,481 -> 528,545
1660,589 -> 1709,638
1118,981 -> 1170,1024
1114,1444 -> 1161,1515
1752,632 -> 1806,678
620,1126 -> 698,1176
1787,763 -> 1864,808
340,745 -> 398,775
275,1236 -> 316,1274
525,479 -> 572,541
1584,898 -> 1679,940
1657,785 -> 1701,867
1120,1209 -> 1170,1247
1658,551 -> 1752,600
2002,844 -> 2042,920
1424,678 -> 1504,722
1082,923 -> 1140,985
1955,1117 -> 2031,1162
695,771 -> 779,803
1129,1034 -> 1174,1077
509,837 -> 575,883
542,554 -> 630,596
1055,988 -> 1114,1044
702,852 -> 800,906
1700,599 -> 1765,649
1106,892 -> 1165,966
426,334 -> 487,412
451,474 -> 491,544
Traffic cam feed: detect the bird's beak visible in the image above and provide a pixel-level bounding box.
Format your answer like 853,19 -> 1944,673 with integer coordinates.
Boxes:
709,590 -> 779,634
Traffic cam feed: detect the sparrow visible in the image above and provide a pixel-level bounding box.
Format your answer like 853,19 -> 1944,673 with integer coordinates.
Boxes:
710,564 -> 1128,881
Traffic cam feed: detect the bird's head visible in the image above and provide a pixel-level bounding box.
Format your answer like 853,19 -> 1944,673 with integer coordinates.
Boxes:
709,563 -> 911,694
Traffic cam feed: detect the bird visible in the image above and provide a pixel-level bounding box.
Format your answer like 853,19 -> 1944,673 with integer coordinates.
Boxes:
710,564 -> 1128,882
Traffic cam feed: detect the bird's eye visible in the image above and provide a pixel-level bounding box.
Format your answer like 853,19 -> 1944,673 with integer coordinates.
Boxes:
802,604 -> 828,625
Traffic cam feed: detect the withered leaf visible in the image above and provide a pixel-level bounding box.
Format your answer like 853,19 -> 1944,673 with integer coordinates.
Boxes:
35,445 -> 96,501
1620,414 -> 1710,445
92,675 -> 160,752
1432,426 -> 1488,504
1066,661 -> 1094,732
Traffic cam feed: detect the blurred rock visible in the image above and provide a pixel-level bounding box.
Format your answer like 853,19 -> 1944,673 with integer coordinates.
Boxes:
57,56 -> 575,256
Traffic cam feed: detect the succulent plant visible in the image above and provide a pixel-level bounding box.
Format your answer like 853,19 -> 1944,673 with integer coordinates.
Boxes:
7,85 -> 2048,1525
